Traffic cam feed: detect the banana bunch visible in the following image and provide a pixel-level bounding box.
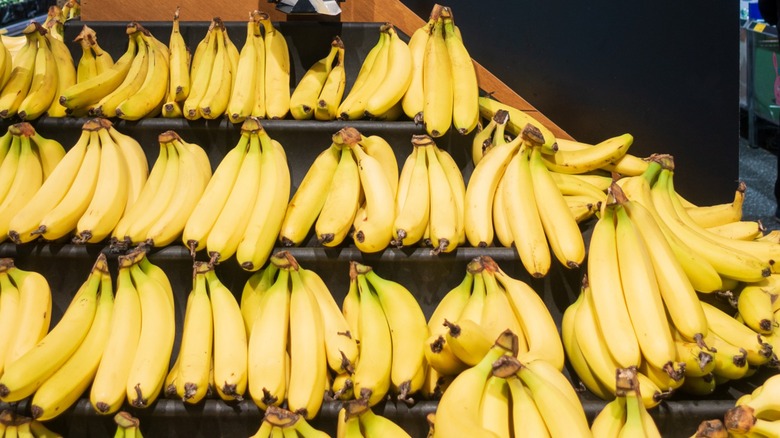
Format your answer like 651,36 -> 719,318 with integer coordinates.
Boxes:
111,131 -> 210,249
90,248 -> 175,413
337,23 -> 411,121
61,22 -> 168,120
390,134 -> 465,253
42,6 -> 64,42
8,119 -> 148,245
163,262 -> 247,404
112,412 -> 144,438
0,22 -> 72,120
431,330 -> 591,438
278,126 -> 396,253
0,123 -> 65,242
402,5 -> 479,137
343,261 -> 428,406
249,405 -> 329,438
0,411 -> 63,438
244,251 -> 359,419
723,373 -> 780,437
289,36 -> 344,120
182,17 -> 237,120
0,255 -> 110,417
424,254 -> 564,398
161,8 -> 190,118
61,0 -> 81,22
182,117 -> 289,268
74,25 -> 114,87
590,367 -> 662,438
335,400 -> 411,438
0,259 -> 52,379
465,117 -> 632,276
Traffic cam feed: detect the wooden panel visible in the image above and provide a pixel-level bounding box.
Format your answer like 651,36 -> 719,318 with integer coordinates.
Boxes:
80,0 -> 572,139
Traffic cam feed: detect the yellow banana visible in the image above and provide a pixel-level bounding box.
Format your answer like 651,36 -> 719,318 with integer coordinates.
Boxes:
685,181 -> 745,228
401,11 -> 435,121
392,142 -> 429,247
706,220 -> 763,240
365,25 -> 412,117
176,264 -> 213,404
116,31 -> 168,120
167,7 -> 190,103
105,123 -> 147,213
352,267 -> 392,406
478,96 -> 558,153
290,40 -> 338,120
91,33 -> 148,118
737,283 -> 775,335
314,144 -> 361,247
359,134 -> 398,199
0,30 -> 36,118
183,21 -> 217,120
0,135 -> 42,241
2,262 -> 51,374
479,270 -> 526,353
541,133 -> 633,174
0,270 -> 20,376
314,38 -> 346,121
442,7 -> 478,135
198,21 -> 231,120
426,141 -> 460,253
422,17 -> 452,137
18,31 -> 58,120
338,28 -> 389,120
29,128 -> 65,181
227,13 -> 261,123
261,16 -> 290,119
478,375 -> 511,438
700,301 -> 774,366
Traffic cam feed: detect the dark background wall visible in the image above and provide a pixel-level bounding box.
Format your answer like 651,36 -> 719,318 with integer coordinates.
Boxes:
401,0 -> 740,205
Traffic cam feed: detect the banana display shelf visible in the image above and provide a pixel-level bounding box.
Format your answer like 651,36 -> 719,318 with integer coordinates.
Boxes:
0,19 -> 766,438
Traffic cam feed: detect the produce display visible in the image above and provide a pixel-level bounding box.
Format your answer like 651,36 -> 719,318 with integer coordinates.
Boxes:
0,2 -> 775,437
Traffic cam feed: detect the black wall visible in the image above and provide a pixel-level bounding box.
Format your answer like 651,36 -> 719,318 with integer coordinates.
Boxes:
402,0 -> 740,205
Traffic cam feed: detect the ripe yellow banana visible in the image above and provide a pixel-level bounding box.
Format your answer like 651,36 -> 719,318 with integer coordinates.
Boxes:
104,122 -> 147,213
314,39 -> 346,121
479,270 -> 526,353
701,301 -> 773,366
261,16 -> 290,119
175,263 -> 213,404
30,269 -> 113,421
0,254 -> 103,402
401,10 -> 436,121
338,27 -> 389,120
359,134 -> 398,199
168,7 -> 190,103
352,267 -> 392,407
91,33 -> 148,118
29,127 -> 65,181
2,262 -> 51,375
442,7 -> 478,135
290,40 -> 338,120
182,132 -> 248,254
365,26 -> 412,118
198,22 -> 231,120
426,142 -> 460,253
541,133 -> 633,174
706,220 -> 763,241
0,135 -> 42,242
422,17 -> 452,137
0,30 -> 37,118
236,128 -> 291,271
478,96 -> 558,153
183,21 -> 217,120
18,30 -> 58,121
392,143 -> 429,247
737,283 -> 775,335
685,181 -> 745,228
0,270 -> 20,377
279,143 -> 340,246
227,13 -> 261,123
90,255 -> 142,415
116,31 -> 169,120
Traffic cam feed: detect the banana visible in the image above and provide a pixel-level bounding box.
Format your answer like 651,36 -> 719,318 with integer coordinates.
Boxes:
585,205 -> 641,368
261,16 -> 290,119
117,31 -> 169,120
0,135 -> 42,241
0,135 -> 21,209
685,181 -> 745,228
479,375 -> 511,438
706,220 -> 763,240
361,264 -> 428,401
617,368 -> 662,438
432,339 -> 512,438
493,355 -> 592,438
168,7 -> 190,103
351,406 -> 410,438
426,141 -> 460,253
204,267 -> 248,401
442,7 -> 478,135
198,21 -> 231,120
279,143 -> 340,246
236,127 -> 291,271
60,29 -> 138,111
2,262 -> 51,373
314,39 -> 346,121
298,267 -> 358,374
444,318 -> 493,366
650,167 -> 770,282
287,267 -> 327,419
182,133 -> 248,254
90,256 -> 142,415
550,171 -> 609,200
614,204 -> 677,370
401,10 -> 436,122
503,145 -> 551,277
144,136 -> 210,247
342,267 -> 361,342
0,30 -> 37,118
479,270 -> 526,353
359,134 -> 398,199
701,332 -> 751,380
175,263 -> 213,404
675,339 -> 715,378
530,145 -> 586,268
352,268 -> 393,407
341,129 -> 394,252
125,262 -> 175,408
392,142 -> 429,247
507,375 -> 551,437
365,26 -> 412,118
104,123 -> 147,213
183,21 -> 217,120
29,128 -> 65,181
73,128 -> 129,244
464,134 -> 522,247
619,191 -> 709,341
0,130 -> 11,164
0,255 -> 103,402
0,32 -> 13,89
422,17 -> 452,137
248,263 -> 290,410
490,117 -> 513,248
290,40 -> 338,120
737,283 -> 775,335
472,116 -> 498,166
338,27 -> 389,120
206,124 -> 263,264
7,126 -> 85,244
0,270 -> 20,376
478,96 -> 559,153
425,334 -> 468,376
590,395 -> 626,437
18,30 -> 58,120
91,33 -> 148,118
313,144 -> 361,247
30,269 -> 113,421
123,141 -> 179,244
227,13 -> 261,123
248,12 -> 267,119
90,32 -> 114,75
33,127 -> 101,241
541,133 -> 633,174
